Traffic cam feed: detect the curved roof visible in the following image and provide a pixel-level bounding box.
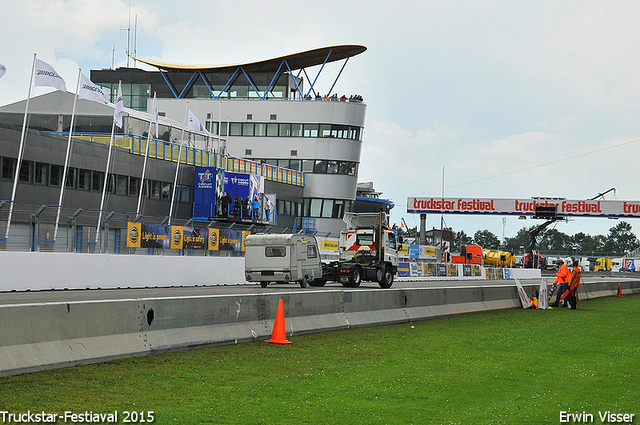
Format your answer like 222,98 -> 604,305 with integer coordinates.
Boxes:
132,44 -> 366,73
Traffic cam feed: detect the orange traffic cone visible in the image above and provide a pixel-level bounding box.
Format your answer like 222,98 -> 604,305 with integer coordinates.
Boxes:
265,299 -> 292,344
616,283 -> 624,298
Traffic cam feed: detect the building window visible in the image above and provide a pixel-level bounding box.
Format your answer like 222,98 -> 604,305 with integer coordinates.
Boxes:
254,123 -> 266,136
246,114 -> 252,120
1,157 -> 16,180
230,123 -> 242,136
92,171 -> 104,192
117,175 -> 128,195
266,123 -> 278,136
303,124 -> 318,137
242,123 -> 254,136
50,164 -> 63,187
245,149 -> 253,156
290,150 -> 298,157
270,114 -> 277,121
129,177 -> 140,196
291,124 -> 302,137
151,181 -> 162,199
19,160 -> 33,183
77,169 -> 90,190
34,162 -> 48,185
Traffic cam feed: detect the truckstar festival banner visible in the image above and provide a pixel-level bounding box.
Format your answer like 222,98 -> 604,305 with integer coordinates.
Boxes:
407,197 -> 640,218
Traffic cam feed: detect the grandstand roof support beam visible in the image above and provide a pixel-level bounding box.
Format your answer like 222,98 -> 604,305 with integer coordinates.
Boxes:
264,61 -> 286,99
159,70 -> 180,98
304,48 -> 333,99
240,67 -> 264,100
284,61 -> 305,100
215,68 -> 240,99
326,57 -> 350,97
177,72 -> 199,99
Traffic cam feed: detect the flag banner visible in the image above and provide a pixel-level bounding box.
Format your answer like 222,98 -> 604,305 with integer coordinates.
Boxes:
34,59 -> 66,91
0,63 -> 6,78
188,109 -> 210,136
79,73 -> 108,103
113,82 -> 123,128
515,279 -> 532,308
539,279 -> 548,309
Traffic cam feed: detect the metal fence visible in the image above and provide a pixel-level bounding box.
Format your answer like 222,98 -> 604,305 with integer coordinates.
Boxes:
0,202 -> 251,256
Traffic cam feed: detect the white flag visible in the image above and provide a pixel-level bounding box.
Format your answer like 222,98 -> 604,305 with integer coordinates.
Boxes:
188,109 -> 210,136
79,73 -> 108,104
34,59 -> 66,91
0,63 -> 6,78
113,82 -> 123,129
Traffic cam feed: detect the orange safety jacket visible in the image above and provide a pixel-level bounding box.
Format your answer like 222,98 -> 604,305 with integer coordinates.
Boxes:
561,266 -> 582,302
554,263 -> 570,284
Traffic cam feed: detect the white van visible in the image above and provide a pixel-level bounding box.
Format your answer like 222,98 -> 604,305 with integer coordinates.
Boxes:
244,234 -> 323,288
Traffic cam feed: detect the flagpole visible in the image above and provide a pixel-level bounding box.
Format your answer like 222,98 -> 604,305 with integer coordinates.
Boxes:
53,69 -> 81,243
4,54 -> 37,242
95,81 -> 122,250
95,122 -> 117,251
167,103 -> 190,227
136,92 -> 157,218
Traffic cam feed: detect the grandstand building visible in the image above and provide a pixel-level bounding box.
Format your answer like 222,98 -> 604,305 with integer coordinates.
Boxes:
0,45 -> 374,252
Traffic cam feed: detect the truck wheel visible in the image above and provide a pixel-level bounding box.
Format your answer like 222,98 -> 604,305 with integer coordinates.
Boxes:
349,265 -> 362,287
260,281 -> 268,288
300,278 -> 308,288
378,266 -> 394,289
308,279 -> 326,287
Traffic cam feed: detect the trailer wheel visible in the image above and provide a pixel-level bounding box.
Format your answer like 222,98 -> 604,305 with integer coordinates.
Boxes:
260,281 -> 269,288
349,265 -> 362,287
378,266 -> 394,289
308,279 -> 326,287
300,278 -> 308,288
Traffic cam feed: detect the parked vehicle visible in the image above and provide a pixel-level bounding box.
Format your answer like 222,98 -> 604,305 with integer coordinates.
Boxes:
314,212 -> 401,289
451,245 -> 482,264
483,249 -> 516,267
244,234 -> 323,288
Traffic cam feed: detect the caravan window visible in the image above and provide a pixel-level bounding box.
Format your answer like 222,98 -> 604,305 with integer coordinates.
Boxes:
265,246 -> 286,257
307,244 -> 318,258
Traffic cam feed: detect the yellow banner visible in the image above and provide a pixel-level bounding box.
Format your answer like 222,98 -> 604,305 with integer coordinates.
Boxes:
241,230 -> 250,251
208,228 -> 220,250
170,226 -> 183,250
126,222 -> 141,248
321,240 -> 339,251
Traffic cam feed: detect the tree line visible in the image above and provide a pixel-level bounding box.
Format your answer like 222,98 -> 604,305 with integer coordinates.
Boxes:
398,221 -> 640,258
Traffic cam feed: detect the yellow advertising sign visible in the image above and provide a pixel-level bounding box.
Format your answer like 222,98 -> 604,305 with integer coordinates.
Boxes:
126,222 -> 141,248
241,231 -> 250,251
424,247 -> 436,257
170,226 -> 183,250
321,240 -> 339,251
208,228 -> 220,250
398,245 -> 409,254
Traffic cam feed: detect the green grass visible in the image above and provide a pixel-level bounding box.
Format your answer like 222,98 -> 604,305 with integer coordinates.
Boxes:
1,296 -> 639,424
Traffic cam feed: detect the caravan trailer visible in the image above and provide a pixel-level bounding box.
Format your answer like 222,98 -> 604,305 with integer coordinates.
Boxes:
244,234 -> 323,288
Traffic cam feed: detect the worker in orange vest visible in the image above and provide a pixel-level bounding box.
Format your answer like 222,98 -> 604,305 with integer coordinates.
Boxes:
551,258 -> 570,307
561,259 -> 582,309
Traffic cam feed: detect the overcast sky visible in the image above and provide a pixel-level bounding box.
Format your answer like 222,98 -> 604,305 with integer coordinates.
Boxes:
2,0 -> 640,243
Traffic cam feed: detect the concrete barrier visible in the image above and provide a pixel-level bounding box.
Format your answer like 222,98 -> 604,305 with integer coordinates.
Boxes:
0,252 -> 246,291
1,277 -> 639,377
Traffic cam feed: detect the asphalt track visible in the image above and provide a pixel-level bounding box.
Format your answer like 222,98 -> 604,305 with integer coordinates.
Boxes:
0,272 -> 628,306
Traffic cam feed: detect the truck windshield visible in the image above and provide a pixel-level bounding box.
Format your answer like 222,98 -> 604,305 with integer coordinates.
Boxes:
265,246 -> 286,257
357,234 -> 374,246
